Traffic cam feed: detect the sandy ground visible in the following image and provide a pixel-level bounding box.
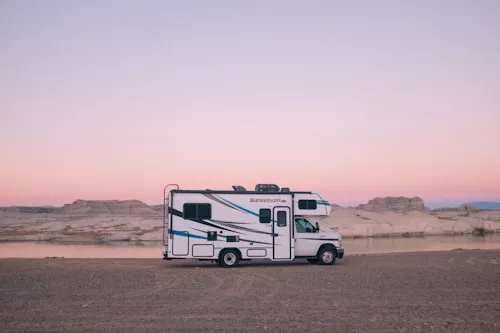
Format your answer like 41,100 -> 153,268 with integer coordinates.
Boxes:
1,208 -> 500,243
1,250 -> 499,332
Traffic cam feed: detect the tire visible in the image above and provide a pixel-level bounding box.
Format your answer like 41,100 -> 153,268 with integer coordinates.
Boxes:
218,249 -> 240,268
307,258 -> 319,264
317,246 -> 336,265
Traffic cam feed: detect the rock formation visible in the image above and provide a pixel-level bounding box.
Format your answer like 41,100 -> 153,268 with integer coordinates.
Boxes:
356,196 -> 425,213
458,204 -> 481,212
0,206 -> 57,213
150,205 -> 164,212
59,199 -> 157,215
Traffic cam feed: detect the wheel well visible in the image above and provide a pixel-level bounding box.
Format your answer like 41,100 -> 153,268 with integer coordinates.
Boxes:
317,244 -> 337,257
219,247 -> 242,260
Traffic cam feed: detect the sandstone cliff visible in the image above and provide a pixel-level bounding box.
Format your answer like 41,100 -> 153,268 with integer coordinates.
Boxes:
0,206 -> 57,213
356,196 -> 425,213
59,199 -> 157,215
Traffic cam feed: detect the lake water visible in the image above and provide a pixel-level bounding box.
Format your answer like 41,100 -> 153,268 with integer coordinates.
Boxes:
1,234 -> 499,258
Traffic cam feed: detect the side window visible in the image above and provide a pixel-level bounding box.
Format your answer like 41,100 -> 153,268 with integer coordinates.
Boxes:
197,204 -> 211,219
295,218 -> 314,233
295,219 -> 306,233
183,203 -> 212,219
277,211 -> 287,227
298,200 -> 317,210
259,208 -> 271,223
183,203 -> 197,219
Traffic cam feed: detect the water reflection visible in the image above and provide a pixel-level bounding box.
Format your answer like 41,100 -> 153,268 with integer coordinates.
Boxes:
345,234 -> 500,254
0,234 -> 499,258
0,241 -> 164,258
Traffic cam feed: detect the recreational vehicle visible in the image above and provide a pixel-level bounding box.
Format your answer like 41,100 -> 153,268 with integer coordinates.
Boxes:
162,184 -> 344,267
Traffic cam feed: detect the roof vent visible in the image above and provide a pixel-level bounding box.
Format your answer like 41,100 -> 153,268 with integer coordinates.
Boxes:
232,185 -> 247,192
280,187 -> 290,192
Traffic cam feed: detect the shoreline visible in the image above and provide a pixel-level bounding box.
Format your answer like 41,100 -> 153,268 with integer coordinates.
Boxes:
1,234 -> 500,259
1,229 -> 499,245
1,247 -> 500,257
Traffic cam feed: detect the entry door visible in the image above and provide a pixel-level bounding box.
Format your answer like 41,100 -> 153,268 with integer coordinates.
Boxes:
273,207 -> 292,260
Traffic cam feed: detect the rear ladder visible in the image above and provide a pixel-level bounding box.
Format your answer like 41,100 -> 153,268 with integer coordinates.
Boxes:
163,184 -> 179,248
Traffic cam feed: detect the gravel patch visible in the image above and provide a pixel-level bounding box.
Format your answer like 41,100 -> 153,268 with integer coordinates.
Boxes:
1,250 -> 499,332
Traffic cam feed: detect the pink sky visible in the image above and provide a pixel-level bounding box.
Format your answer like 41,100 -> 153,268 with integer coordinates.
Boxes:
1,1 -> 499,208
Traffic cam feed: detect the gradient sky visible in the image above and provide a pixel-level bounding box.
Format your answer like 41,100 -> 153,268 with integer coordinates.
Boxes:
1,0 -> 499,208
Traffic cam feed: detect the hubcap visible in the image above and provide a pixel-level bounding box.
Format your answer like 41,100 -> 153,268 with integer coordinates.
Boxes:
322,251 -> 333,263
224,253 -> 236,265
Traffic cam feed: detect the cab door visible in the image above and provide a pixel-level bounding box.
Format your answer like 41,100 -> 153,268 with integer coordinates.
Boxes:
272,207 -> 292,260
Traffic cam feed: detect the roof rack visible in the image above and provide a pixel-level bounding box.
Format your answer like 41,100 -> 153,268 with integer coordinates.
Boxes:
255,184 -> 280,192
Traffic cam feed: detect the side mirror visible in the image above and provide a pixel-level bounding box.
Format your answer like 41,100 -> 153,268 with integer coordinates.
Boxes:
315,222 -> 320,232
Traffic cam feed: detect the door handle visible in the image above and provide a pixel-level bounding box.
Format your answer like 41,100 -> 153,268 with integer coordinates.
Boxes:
274,233 -> 278,237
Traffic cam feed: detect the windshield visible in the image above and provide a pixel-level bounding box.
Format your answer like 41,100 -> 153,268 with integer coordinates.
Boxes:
295,218 -> 316,233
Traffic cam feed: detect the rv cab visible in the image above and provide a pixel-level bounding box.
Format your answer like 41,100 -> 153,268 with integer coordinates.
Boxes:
293,217 -> 343,263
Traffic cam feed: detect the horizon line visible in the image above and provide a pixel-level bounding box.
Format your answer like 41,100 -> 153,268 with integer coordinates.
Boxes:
1,197 -> 499,209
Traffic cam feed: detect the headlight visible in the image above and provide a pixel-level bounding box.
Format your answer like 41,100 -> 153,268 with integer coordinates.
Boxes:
338,237 -> 342,246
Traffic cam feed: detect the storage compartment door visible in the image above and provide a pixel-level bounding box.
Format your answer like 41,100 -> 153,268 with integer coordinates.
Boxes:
172,231 -> 189,256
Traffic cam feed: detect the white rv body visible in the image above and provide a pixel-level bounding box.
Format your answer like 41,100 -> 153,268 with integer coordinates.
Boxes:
162,185 -> 344,267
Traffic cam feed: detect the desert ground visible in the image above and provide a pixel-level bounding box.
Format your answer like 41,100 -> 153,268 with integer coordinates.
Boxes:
1,250 -> 499,332
1,197 -> 499,243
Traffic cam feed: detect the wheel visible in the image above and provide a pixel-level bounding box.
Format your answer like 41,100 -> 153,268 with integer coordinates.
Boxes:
218,249 -> 240,268
307,258 -> 319,264
317,246 -> 336,265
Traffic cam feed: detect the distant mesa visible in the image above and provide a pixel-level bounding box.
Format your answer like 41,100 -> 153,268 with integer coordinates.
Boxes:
59,199 -> 157,215
0,206 -> 58,214
457,203 -> 481,212
0,200 -> 158,215
330,203 -> 343,209
356,196 -> 426,213
150,204 -> 164,212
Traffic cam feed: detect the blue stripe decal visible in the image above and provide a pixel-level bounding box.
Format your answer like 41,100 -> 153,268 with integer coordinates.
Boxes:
317,201 -> 331,206
218,197 -> 260,217
168,229 -> 207,240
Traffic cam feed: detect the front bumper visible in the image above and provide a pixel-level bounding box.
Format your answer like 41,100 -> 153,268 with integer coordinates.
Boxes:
336,248 -> 344,259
